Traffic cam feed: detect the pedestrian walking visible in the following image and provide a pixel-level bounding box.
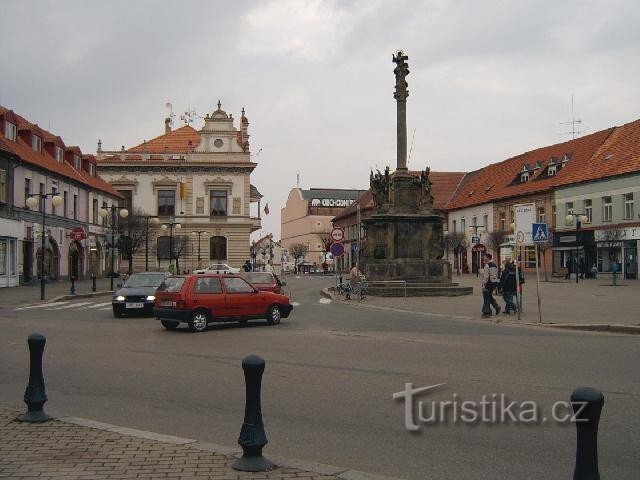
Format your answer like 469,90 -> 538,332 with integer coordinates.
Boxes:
243,260 -> 252,272
499,260 -> 517,314
481,253 -> 501,318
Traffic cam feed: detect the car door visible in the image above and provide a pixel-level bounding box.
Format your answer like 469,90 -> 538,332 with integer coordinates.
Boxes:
191,277 -> 229,318
221,276 -> 266,318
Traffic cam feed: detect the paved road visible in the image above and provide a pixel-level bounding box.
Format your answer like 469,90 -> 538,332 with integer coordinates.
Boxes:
1,275 -> 638,479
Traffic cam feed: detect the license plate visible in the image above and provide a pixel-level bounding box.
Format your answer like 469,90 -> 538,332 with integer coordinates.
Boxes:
161,300 -> 174,307
126,302 -> 144,309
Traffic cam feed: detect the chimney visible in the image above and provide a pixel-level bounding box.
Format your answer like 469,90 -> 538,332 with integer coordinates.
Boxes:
165,117 -> 172,134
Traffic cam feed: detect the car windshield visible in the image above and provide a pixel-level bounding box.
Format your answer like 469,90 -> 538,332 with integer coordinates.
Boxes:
123,273 -> 166,288
156,277 -> 185,292
242,273 -> 274,284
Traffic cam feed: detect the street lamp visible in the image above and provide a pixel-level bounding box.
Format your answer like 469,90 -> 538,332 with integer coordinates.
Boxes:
161,219 -> 181,273
565,213 -> 589,284
191,230 -> 208,268
467,224 -> 485,277
26,192 -> 63,300
98,205 -> 129,290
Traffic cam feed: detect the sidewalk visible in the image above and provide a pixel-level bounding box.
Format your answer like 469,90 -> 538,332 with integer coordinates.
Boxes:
0,277 -> 115,309
331,274 -> 640,330
0,405 -> 395,480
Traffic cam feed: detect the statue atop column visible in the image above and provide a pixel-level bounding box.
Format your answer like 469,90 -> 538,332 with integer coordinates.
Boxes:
393,51 -> 410,102
393,50 -> 410,171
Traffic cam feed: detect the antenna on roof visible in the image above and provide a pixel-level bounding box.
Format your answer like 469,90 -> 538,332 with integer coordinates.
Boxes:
296,173 -> 300,188
180,105 -> 198,126
559,94 -> 582,139
165,102 -> 175,128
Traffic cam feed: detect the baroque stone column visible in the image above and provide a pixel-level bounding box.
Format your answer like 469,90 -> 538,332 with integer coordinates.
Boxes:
393,51 -> 410,171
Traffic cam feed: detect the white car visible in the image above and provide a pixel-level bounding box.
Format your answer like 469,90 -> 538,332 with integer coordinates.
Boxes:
193,263 -> 240,274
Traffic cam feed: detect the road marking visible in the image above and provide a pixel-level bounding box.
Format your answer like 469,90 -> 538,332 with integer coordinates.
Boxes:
15,302 -> 69,311
46,302 -> 93,310
292,302 -> 301,307
81,302 -> 112,309
318,298 -> 332,304
99,307 -> 112,311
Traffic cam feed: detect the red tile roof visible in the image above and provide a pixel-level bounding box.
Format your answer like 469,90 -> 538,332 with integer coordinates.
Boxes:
127,125 -> 201,153
0,106 -> 122,199
445,127 -> 615,210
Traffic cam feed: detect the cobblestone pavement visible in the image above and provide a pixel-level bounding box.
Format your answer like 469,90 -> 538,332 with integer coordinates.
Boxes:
0,406 -> 343,480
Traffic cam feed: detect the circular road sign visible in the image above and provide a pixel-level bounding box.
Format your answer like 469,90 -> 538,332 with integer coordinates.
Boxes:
330,242 -> 345,257
330,227 -> 345,243
516,231 -> 525,245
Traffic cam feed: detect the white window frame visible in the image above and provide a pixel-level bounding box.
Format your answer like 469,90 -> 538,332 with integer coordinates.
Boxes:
74,155 -> 82,171
55,147 -> 64,163
4,121 -> 16,140
547,164 -> 557,176
565,202 -> 574,225
584,199 -> 592,224
32,135 -> 42,152
624,193 -> 634,220
521,172 -> 529,183
603,197 -> 612,222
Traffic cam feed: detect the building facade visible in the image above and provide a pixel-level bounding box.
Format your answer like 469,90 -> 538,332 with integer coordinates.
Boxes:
97,103 -> 261,272
0,106 -> 123,287
281,188 -> 364,266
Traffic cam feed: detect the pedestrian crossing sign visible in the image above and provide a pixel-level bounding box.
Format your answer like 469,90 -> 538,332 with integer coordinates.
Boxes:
532,223 -> 548,243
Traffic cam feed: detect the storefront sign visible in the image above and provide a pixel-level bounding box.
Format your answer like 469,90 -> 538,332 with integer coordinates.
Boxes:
472,244 -> 486,253
594,227 -> 640,242
69,227 -> 87,241
559,235 -> 577,243
310,198 -> 355,208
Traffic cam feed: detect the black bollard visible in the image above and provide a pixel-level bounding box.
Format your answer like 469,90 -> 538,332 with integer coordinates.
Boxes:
18,333 -> 52,423
70,275 -> 76,295
91,274 -> 97,292
232,355 -> 276,472
571,387 -> 604,480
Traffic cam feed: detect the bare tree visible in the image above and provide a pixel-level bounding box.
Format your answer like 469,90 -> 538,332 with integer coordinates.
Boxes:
599,228 -> 626,285
289,243 -> 308,267
114,208 -> 149,274
443,232 -> 466,275
484,230 -> 509,259
319,235 -> 332,263
172,235 -> 190,274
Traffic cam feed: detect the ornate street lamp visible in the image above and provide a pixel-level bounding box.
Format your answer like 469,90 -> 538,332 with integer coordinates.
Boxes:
566,213 -> 589,284
26,192 -> 63,300
191,230 -> 208,268
161,219 -> 181,272
467,224 -> 485,277
98,206 -> 129,290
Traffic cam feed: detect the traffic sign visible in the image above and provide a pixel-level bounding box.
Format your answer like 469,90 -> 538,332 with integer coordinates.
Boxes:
330,227 -> 345,243
532,223 -> 549,244
330,242 -> 345,257
69,227 -> 87,241
515,203 -> 536,245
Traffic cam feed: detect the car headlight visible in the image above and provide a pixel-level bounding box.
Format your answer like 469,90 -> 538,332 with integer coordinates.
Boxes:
115,295 -> 125,301
146,295 -> 156,301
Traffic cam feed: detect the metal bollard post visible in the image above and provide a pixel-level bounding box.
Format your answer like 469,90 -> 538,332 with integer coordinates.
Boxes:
18,334 -> 52,423
232,355 -> 276,472
571,387 -> 604,480
91,274 -> 97,292
70,275 -> 76,295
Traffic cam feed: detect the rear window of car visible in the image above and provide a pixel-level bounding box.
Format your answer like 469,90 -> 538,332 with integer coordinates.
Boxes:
242,273 -> 274,284
157,277 -> 185,292
193,277 -> 223,294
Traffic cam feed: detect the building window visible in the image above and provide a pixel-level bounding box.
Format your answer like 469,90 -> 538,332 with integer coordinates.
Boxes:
64,191 -> 69,218
452,220 -> 457,233
73,194 -> 78,220
520,172 -> 529,183
524,246 -> 537,268
74,155 -> 81,170
102,201 -> 107,226
118,190 -> 133,212
483,214 -> 489,230
210,190 -> 227,216
51,186 -> 58,215
156,236 -> 171,259
209,236 -> 227,260
4,121 -> 16,140
39,183 -> 45,212
537,206 -> 545,224
461,218 -> 466,233
157,190 -> 175,216
624,193 -> 634,220
55,147 -> 64,163
0,168 -> 6,203
499,211 -> 506,231
32,135 -> 42,152
565,202 -> 574,225
547,164 -> 557,176
584,199 -> 592,223
24,178 -> 31,207
93,199 -> 99,224
89,164 -> 96,176
603,196 -> 612,222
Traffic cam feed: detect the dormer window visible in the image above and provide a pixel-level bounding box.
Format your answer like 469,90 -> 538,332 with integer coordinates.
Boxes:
4,121 -> 16,140
55,147 -> 64,162
547,164 -> 557,176
89,164 -> 96,176
521,172 -> 530,183
74,155 -> 81,170
31,135 -> 42,152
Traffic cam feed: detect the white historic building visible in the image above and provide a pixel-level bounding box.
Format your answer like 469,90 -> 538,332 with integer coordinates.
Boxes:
97,102 -> 262,272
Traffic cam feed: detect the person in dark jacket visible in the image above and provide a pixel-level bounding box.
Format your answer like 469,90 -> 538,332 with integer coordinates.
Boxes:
481,253 -> 501,318
499,260 -> 518,314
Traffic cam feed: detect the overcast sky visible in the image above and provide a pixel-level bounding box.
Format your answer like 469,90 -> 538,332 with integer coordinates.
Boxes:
2,0 -> 639,239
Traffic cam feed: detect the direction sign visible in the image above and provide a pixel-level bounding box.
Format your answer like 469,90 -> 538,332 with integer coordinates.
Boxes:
330,227 -> 345,243
514,203 -> 536,245
532,223 -> 549,244
330,242 -> 345,257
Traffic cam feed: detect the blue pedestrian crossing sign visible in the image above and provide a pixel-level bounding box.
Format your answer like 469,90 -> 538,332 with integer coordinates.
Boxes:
532,223 -> 549,243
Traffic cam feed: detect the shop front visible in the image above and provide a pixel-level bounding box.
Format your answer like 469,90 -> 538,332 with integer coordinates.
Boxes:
552,230 -> 596,277
594,227 -> 640,279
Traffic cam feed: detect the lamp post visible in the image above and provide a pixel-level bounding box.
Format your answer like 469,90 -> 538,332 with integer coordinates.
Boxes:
566,213 -> 589,284
142,216 -> 160,271
98,205 -> 129,290
191,230 -> 207,268
26,192 -> 63,300
467,224 -> 486,277
161,218 -> 181,273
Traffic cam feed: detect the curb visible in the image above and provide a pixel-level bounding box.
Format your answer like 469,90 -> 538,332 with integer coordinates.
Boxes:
322,288 -> 640,335
51,290 -> 113,302
57,415 -> 403,479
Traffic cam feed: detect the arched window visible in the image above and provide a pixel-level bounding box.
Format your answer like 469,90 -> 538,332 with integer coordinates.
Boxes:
209,236 -> 227,261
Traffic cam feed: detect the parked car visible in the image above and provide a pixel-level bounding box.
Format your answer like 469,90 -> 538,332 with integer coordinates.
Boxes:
192,263 -> 240,274
153,274 -> 293,332
240,271 -> 286,294
112,272 -> 170,317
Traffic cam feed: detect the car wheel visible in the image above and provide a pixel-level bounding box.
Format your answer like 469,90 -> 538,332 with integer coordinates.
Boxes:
189,310 -> 210,332
161,320 -> 179,330
112,306 -> 123,317
267,305 -> 281,325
